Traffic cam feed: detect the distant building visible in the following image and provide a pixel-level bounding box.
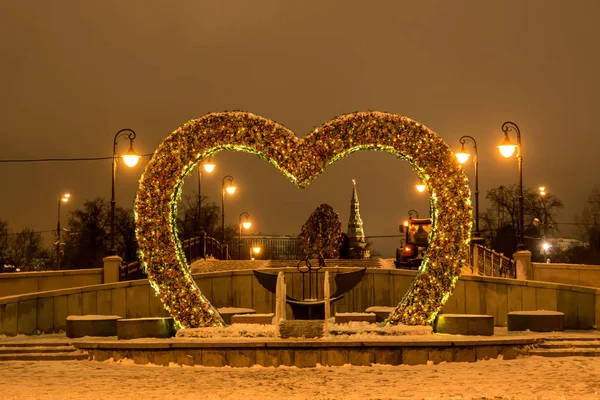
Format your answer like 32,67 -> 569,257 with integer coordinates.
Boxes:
346,179 -> 370,259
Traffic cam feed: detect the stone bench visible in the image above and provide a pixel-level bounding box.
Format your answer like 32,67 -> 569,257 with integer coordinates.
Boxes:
231,313 -> 274,325
217,307 -> 256,325
434,314 -> 494,336
507,311 -> 565,332
117,317 -> 175,340
335,312 -> 376,324
66,315 -> 122,338
364,306 -> 396,322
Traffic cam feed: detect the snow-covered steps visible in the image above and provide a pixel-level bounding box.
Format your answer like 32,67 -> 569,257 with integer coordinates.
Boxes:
530,338 -> 600,357
0,342 -> 88,361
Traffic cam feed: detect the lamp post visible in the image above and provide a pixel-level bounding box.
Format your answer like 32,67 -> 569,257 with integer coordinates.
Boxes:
111,129 -> 140,255
498,121 -> 524,250
56,193 -> 70,269
238,212 -> 252,260
197,159 -> 216,232
455,135 -> 479,236
538,186 -> 548,238
221,175 -> 236,244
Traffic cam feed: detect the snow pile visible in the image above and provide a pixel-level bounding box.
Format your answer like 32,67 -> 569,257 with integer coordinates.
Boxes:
190,259 -> 270,274
328,321 -> 432,337
176,324 -> 277,338
175,320 -> 432,339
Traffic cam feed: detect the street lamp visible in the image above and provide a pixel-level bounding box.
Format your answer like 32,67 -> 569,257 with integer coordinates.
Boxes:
238,212 -> 252,260
251,245 -> 261,260
56,193 -> 70,269
197,159 -> 216,233
498,121 -> 524,250
408,209 -> 419,219
111,129 -> 140,255
538,186 -> 549,238
541,241 -> 551,262
221,175 -> 236,243
415,179 -> 426,193
455,135 -> 479,236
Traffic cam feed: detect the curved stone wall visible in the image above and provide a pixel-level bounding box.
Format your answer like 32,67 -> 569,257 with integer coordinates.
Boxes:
1,268 -> 598,336
0,269 -> 103,297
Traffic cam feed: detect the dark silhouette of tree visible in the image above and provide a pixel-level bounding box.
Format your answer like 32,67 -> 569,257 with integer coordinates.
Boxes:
8,228 -> 47,270
176,193 -> 221,241
115,208 -> 137,263
63,198 -> 110,269
0,220 -> 9,267
0,221 -> 49,271
574,186 -> 600,265
338,233 -> 350,259
483,185 -> 563,257
298,204 -> 343,266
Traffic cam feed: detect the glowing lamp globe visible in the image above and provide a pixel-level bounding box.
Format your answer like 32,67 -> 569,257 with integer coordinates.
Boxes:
61,193 -> 71,202
252,246 -> 261,254
226,185 -> 236,195
203,162 -> 216,173
455,151 -> 470,164
416,181 -> 426,193
242,221 -> 252,230
122,145 -> 140,167
542,242 -> 551,251
497,136 -> 517,158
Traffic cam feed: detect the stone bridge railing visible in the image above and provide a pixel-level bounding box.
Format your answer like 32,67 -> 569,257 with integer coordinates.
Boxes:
1,267 -> 599,336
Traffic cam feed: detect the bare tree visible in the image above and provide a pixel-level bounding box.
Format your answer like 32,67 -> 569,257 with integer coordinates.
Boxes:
484,185 -> 564,257
0,220 -> 9,267
574,186 -> 600,264
176,193 -> 222,241
7,228 -> 47,270
115,207 -> 137,263
63,198 -> 111,269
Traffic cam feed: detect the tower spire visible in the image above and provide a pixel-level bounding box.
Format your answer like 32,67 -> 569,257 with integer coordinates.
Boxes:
346,179 -> 370,259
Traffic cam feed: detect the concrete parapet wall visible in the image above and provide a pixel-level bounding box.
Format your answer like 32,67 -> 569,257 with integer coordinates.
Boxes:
0,279 -> 169,336
78,336 -> 535,367
0,269 -> 103,297
533,263 -> 600,288
1,268 -> 599,336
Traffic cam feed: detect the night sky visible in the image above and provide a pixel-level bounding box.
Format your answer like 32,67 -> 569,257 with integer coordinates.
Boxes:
1,1 -> 599,257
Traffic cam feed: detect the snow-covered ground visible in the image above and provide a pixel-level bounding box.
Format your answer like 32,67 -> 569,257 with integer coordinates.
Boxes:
1,356 -> 600,399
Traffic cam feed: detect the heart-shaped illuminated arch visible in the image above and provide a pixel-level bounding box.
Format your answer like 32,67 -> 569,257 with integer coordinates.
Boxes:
134,111 -> 472,328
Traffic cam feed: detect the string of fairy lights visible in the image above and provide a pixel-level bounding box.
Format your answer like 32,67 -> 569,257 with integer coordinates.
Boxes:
134,111 -> 472,329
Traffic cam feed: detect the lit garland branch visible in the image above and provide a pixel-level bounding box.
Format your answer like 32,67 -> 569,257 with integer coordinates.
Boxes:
134,111 -> 472,329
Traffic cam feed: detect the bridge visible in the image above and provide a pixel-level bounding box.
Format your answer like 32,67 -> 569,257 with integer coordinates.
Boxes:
1,235 -> 599,336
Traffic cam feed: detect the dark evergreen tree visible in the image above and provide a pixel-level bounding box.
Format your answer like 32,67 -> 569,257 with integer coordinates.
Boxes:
338,233 -> 350,259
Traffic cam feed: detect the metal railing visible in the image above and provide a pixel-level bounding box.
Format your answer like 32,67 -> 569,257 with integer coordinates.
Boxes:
119,234 -> 228,281
119,260 -> 145,281
473,244 -> 515,278
180,235 -> 228,261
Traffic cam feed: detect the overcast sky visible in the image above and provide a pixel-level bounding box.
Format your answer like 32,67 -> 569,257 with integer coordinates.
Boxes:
1,0 -> 599,257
